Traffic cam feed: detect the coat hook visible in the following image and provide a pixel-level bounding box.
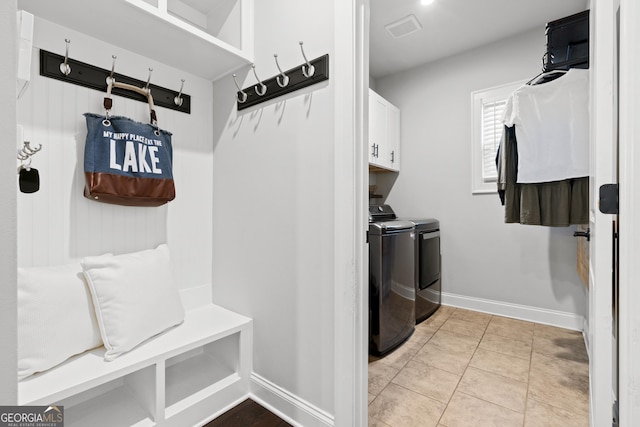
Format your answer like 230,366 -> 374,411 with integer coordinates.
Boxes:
232,74 -> 248,103
145,68 -> 153,90
274,54 -> 290,88
107,55 -> 117,84
59,39 -> 71,76
299,41 -> 315,78
174,79 -> 185,106
251,64 -> 267,96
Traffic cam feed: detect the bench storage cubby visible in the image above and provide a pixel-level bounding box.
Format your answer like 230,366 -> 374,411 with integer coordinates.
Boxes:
19,303 -> 253,427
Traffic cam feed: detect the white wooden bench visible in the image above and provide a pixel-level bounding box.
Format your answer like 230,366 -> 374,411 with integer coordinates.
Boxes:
18,288 -> 252,427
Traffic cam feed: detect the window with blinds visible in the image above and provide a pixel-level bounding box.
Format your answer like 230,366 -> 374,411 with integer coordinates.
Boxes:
471,80 -> 523,194
481,99 -> 507,182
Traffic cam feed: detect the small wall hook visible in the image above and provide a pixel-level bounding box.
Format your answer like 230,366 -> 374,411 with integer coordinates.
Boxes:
251,64 -> 267,96
274,54 -> 290,88
17,150 -> 29,161
17,141 -> 42,161
107,55 -> 117,84
232,74 -> 248,103
174,79 -> 185,106
145,68 -> 153,90
299,41 -> 315,78
23,141 -> 42,155
59,39 -> 71,76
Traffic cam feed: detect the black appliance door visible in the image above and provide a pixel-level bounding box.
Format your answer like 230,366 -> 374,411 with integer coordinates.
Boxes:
369,228 -> 415,355
416,230 -> 441,323
419,230 -> 440,289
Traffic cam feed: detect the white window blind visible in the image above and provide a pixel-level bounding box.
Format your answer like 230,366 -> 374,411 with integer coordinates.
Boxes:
471,80 -> 523,194
481,99 -> 507,182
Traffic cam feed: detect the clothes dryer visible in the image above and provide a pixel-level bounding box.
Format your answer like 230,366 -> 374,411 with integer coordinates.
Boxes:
405,218 -> 442,323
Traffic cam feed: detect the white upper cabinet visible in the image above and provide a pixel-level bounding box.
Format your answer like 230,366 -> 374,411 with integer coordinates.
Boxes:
386,102 -> 400,171
369,90 -> 387,166
369,89 -> 400,172
17,0 -> 254,81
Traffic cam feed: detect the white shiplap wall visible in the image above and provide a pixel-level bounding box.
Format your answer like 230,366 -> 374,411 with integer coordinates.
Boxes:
16,17 -> 213,290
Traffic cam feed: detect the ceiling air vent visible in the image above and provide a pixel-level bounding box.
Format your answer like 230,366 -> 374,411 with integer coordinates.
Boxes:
385,14 -> 422,39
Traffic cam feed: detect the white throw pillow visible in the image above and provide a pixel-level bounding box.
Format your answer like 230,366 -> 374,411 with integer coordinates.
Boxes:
81,244 -> 185,361
18,263 -> 103,380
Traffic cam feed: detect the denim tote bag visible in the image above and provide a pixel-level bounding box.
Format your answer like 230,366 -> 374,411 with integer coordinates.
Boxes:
84,80 -> 175,206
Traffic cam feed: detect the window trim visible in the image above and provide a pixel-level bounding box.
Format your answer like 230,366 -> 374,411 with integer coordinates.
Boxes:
471,80 -> 525,194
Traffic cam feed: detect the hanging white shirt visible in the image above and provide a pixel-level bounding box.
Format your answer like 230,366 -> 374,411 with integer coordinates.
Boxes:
502,68 -> 589,183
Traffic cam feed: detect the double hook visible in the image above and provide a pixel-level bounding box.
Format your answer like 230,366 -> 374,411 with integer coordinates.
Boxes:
59,39 -> 72,76
273,54 -> 289,88
232,74 -> 248,104
174,79 -> 186,106
299,41 -> 315,78
252,64 -> 267,96
107,55 -> 117,84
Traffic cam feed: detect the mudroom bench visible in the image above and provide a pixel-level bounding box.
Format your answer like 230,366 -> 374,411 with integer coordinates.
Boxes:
18,294 -> 253,427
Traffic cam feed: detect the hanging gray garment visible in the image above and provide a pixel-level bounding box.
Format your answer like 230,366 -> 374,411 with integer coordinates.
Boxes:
496,125 -> 514,206
500,125 -> 589,226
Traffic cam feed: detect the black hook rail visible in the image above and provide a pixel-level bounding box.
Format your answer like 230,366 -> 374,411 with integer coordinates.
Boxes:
39,50 -> 191,114
236,54 -> 329,111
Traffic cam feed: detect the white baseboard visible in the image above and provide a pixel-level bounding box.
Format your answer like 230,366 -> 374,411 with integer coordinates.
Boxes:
441,291 -> 585,331
250,372 -> 334,427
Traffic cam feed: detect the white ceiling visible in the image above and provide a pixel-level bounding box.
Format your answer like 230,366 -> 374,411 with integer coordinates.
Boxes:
370,0 -> 588,78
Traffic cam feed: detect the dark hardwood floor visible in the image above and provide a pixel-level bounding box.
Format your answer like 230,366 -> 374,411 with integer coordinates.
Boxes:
203,399 -> 292,427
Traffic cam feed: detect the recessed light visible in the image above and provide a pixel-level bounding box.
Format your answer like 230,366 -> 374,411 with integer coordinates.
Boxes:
421,0 -> 435,5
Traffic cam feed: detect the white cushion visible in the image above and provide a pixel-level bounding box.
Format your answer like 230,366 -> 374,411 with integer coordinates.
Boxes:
18,263 -> 103,380
81,244 -> 185,361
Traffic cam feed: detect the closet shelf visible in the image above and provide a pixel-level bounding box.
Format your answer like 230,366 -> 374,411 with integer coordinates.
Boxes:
18,0 -> 254,81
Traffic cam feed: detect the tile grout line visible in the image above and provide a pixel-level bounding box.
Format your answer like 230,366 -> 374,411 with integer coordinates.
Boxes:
431,308 -> 460,427
442,313 -> 535,422
434,311 -> 493,426
368,306 -> 456,422
472,315 -> 531,423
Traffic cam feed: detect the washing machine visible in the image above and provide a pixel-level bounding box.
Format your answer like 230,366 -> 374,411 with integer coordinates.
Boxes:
368,205 -> 415,356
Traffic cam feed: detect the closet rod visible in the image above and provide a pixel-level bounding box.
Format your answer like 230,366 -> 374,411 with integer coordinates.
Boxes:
39,50 -> 191,114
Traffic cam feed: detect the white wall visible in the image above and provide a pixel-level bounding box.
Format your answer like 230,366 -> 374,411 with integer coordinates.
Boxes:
375,28 -> 587,320
211,0 -> 339,420
0,0 -> 18,405
15,18 -> 213,290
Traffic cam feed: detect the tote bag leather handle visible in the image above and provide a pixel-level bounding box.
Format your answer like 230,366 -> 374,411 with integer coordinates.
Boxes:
103,79 -> 158,126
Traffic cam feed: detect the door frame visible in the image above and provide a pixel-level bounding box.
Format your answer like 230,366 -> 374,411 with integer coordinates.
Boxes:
617,0 -> 640,423
589,0 -> 615,425
333,0 -> 368,425
0,0 -> 18,404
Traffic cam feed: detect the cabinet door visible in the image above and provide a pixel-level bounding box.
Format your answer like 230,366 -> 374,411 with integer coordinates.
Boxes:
369,90 -> 388,167
386,103 -> 400,171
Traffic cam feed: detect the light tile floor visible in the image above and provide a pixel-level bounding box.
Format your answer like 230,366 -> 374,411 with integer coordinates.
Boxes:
368,306 -> 589,427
